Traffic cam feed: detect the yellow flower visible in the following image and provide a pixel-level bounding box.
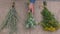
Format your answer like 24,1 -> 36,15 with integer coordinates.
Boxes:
49,26 -> 56,32
44,27 -> 49,31
44,26 -> 56,32
51,27 -> 56,32
48,28 -> 51,31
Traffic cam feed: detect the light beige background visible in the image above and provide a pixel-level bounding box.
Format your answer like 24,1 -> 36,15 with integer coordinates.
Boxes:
0,0 -> 60,34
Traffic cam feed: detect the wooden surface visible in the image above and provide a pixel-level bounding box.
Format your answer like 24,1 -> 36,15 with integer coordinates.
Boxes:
0,0 -> 60,34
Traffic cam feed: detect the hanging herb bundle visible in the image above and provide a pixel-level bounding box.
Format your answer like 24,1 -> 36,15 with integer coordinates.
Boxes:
41,1 -> 60,32
0,2 -> 18,34
25,0 -> 36,29
25,10 -> 36,29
